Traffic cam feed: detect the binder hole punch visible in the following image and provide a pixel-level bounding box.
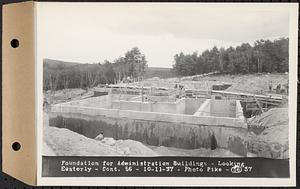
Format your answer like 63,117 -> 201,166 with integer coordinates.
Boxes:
10,39 -> 19,48
12,142 -> 21,151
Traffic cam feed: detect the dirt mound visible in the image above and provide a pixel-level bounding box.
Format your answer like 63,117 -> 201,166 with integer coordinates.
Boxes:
225,74 -> 288,95
115,140 -> 158,156
248,108 -> 289,159
149,146 -> 246,157
97,136 -> 158,156
44,127 -> 123,156
249,108 -> 288,130
43,142 -> 56,156
133,73 -> 288,95
150,146 -> 189,156
44,88 -> 93,105
44,126 -> 248,157
43,127 -> 157,156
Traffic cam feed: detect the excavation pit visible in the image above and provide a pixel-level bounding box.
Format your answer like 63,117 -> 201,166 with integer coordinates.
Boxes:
49,94 -> 248,156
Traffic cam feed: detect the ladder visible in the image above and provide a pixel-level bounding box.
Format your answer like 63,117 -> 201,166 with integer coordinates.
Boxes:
254,95 -> 265,113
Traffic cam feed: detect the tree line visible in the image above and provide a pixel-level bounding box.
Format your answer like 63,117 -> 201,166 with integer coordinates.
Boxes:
43,47 -> 147,91
172,38 -> 289,76
44,38 -> 289,91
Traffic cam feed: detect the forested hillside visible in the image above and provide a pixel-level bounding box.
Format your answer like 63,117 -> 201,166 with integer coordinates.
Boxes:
43,47 -> 147,90
172,38 -> 289,76
44,38 -> 289,91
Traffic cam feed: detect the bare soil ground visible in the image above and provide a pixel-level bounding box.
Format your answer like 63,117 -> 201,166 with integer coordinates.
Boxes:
44,126 -> 160,156
248,108 -> 289,159
148,146 -> 255,157
44,74 -> 288,104
133,73 -> 288,95
44,88 -> 93,105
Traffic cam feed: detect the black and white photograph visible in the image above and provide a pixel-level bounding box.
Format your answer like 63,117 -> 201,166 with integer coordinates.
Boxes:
36,2 -> 298,186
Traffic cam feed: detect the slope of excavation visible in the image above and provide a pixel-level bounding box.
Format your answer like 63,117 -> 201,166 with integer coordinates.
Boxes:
248,108 -> 289,159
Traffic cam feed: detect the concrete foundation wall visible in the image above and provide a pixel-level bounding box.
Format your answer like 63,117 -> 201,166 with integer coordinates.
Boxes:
49,95 -> 247,155
112,101 -> 152,112
150,101 -> 180,114
194,99 -> 211,116
51,104 -> 246,128
64,95 -> 194,114
147,96 -> 176,102
116,94 -> 139,101
49,112 -> 248,155
176,98 -> 186,114
65,94 -> 145,109
185,98 -> 206,115
211,100 -> 236,118
236,101 -> 245,120
129,95 -> 142,101
194,99 -> 239,118
131,95 -> 176,102
111,98 -> 186,114
66,95 -> 112,108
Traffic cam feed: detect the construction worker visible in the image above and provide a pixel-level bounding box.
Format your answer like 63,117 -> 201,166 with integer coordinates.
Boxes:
276,84 -> 281,94
210,132 -> 217,150
269,81 -> 273,92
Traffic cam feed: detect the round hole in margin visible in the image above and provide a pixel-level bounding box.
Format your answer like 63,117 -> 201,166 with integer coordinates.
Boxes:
10,39 -> 19,48
12,142 -> 21,151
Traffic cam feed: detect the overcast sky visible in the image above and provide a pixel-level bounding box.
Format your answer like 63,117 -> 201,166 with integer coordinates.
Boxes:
37,3 -> 290,68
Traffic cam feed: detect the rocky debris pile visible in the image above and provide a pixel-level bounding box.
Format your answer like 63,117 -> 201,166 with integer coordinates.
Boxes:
43,126 -> 158,156
43,142 -> 56,156
44,126 -> 248,157
248,108 -> 288,131
247,108 -> 289,159
95,134 -> 158,156
44,127 -> 123,156
114,140 -> 157,156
